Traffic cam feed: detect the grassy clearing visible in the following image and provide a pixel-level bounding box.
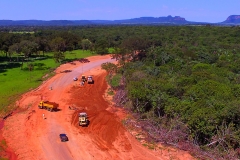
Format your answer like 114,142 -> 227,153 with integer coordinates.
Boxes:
9,31 -> 35,34
0,50 -> 96,117
64,50 -> 95,61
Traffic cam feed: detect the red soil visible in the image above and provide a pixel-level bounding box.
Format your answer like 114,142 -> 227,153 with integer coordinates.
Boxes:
1,55 -> 196,160
0,121 -> 17,160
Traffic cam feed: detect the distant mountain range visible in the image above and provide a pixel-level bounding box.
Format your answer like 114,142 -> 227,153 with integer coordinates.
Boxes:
0,15 -> 239,26
223,15 -> 240,23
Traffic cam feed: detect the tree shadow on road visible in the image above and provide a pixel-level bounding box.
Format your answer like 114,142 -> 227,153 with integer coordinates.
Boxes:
78,58 -> 90,63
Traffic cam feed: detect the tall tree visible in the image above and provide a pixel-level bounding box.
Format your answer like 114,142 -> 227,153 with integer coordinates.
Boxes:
8,43 -> 20,61
53,52 -> 65,63
80,39 -> 92,51
50,37 -> 66,52
19,40 -> 38,58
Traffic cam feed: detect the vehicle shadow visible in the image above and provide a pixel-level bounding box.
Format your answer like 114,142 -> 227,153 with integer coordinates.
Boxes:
81,120 -> 90,127
88,81 -> 94,84
54,108 -> 62,112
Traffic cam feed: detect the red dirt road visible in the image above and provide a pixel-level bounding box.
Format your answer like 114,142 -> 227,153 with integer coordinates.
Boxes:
2,55 -> 195,160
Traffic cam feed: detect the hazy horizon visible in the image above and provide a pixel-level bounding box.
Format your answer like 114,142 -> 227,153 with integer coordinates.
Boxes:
0,0 -> 239,23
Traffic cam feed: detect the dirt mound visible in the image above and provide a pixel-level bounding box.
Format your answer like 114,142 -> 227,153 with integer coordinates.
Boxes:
68,74 -> 109,112
70,74 -> 132,151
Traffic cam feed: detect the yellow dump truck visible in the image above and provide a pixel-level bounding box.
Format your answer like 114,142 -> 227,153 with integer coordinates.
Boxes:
79,112 -> 88,126
38,101 -> 58,112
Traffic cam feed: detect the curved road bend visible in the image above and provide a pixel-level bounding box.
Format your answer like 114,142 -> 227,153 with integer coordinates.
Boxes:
50,58 -> 115,88
39,57 -> 115,160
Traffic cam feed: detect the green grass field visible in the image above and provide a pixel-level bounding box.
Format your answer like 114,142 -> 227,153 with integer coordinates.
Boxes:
0,50 -> 96,116
9,31 -> 35,34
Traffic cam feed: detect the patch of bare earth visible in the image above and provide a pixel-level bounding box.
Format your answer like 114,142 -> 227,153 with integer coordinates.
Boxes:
2,55 -> 195,160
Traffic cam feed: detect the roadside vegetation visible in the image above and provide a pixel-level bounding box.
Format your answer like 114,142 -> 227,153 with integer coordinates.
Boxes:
0,139 -> 8,160
1,25 -> 240,159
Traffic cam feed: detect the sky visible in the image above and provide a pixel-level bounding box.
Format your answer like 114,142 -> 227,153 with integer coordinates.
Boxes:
0,0 -> 239,23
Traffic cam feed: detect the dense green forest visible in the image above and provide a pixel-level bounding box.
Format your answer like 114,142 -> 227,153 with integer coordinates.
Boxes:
1,25 -> 240,159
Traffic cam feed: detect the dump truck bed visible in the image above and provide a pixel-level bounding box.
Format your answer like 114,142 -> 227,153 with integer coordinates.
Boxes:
38,101 -> 58,111
44,101 -> 58,107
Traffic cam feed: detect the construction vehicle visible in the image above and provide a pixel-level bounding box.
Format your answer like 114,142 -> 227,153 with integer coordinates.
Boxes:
79,112 -> 88,126
38,100 -> 58,112
73,77 -> 78,81
81,75 -> 87,82
87,75 -> 94,84
59,134 -> 69,142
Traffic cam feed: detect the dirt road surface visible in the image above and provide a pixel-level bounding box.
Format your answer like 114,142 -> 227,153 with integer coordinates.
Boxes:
2,55 -> 195,160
